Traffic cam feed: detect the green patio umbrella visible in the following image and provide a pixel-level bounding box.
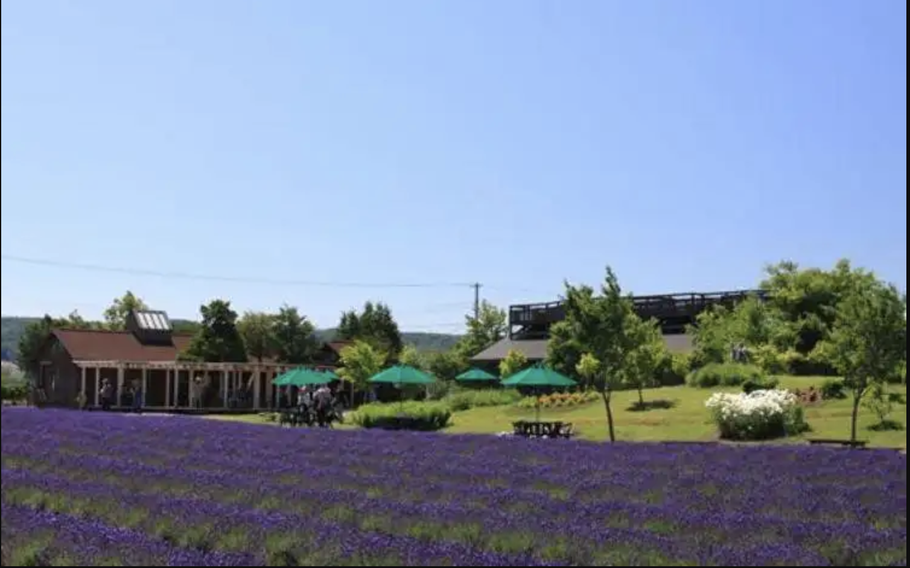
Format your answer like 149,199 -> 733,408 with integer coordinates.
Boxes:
319,369 -> 340,381
368,365 -> 436,409
273,368 -> 332,387
455,368 -> 498,382
501,364 -> 577,421
368,365 -> 436,386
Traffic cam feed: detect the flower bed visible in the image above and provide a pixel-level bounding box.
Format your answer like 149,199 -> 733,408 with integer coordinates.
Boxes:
706,389 -> 810,441
517,391 -> 599,410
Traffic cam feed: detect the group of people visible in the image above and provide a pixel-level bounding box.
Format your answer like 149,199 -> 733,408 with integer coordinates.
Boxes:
284,384 -> 341,427
95,378 -> 143,412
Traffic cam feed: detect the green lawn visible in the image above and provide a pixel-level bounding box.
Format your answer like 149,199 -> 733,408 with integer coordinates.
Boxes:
207,376 -> 907,449
448,376 -> 907,448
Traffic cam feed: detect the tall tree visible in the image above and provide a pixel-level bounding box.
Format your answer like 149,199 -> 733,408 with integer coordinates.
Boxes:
336,301 -> 403,360
455,301 -> 507,358
819,273 -> 906,443
338,340 -> 386,393
272,305 -> 318,364
237,312 -> 276,363
548,266 -> 641,442
182,300 -> 248,362
103,291 -> 149,330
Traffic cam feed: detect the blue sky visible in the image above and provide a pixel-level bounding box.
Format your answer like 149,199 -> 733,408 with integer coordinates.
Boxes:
2,0 -> 906,332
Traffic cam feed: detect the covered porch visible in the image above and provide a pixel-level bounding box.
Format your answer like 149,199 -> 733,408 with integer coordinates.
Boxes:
73,360 -> 332,413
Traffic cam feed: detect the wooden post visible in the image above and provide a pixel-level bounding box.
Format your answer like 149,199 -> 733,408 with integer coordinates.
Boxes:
165,369 -> 171,409
116,366 -> 125,407
80,367 -> 87,398
94,368 -> 101,407
221,370 -> 228,408
141,368 -> 148,408
174,366 -> 180,409
253,367 -> 261,410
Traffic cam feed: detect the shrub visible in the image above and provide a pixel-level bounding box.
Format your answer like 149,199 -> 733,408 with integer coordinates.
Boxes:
443,389 -> 522,412
1,381 -> 28,403
706,389 -> 810,441
752,345 -> 787,374
742,376 -> 780,394
820,379 -> 847,400
425,380 -> 456,401
349,402 -> 452,431
655,353 -> 690,387
687,363 -> 765,388
517,391 -> 599,410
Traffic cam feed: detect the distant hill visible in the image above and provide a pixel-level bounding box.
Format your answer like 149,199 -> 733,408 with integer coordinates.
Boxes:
0,316 -> 461,361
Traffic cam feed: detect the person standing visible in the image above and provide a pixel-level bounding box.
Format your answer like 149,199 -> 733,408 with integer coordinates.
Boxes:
100,379 -> 113,411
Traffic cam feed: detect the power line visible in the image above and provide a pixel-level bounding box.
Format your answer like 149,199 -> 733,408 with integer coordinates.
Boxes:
0,254 -> 474,289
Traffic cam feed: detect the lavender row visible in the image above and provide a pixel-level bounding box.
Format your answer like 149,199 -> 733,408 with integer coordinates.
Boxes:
0,502 -> 254,566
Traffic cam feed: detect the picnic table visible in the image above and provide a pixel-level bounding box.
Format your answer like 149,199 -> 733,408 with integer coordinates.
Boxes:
512,420 -> 574,439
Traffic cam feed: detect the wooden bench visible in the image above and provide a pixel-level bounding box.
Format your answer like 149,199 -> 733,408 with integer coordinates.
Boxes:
808,439 -> 868,449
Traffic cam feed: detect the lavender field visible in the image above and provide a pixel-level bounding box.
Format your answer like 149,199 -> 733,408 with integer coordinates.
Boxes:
1,407 -> 906,566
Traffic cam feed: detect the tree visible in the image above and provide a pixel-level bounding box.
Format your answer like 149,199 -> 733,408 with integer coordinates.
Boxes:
336,301 -> 403,360
426,349 -> 469,382
455,301 -> 507,358
575,353 -> 601,394
103,291 -> 149,330
237,312 -> 276,363
272,305 -> 318,364
338,340 -> 386,394
821,274 -> 906,443
182,300 -> 248,362
498,349 -> 528,379
399,345 -> 425,369
548,266 -> 640,443
16,312 -> 95,379
625,318 -> 666,407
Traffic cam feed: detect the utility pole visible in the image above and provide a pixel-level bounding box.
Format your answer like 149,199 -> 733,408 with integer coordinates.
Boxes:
472,282 -> 482,321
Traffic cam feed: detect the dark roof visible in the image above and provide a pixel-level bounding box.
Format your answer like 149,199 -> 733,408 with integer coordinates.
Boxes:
471,339 -> 549,362
470,334 -> 694,363
51,329 -> 193,362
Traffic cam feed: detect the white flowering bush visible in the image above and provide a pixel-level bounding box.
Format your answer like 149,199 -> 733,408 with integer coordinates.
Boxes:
706,389 -> 809,441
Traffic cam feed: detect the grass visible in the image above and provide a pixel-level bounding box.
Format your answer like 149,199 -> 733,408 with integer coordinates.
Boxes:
205,377 -> 907,449
448,376 -> 907,448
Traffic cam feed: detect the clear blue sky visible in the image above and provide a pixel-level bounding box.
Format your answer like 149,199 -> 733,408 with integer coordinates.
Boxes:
2,0 -> 906,332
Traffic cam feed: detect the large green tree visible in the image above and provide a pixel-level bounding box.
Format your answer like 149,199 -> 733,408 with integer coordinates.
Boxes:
272,305 -> 318,364
237,311 -> 276,363
336,301 -> 403,360
182,300 -> 248,362
818,273 -> 906,443
103,291 -> 149,330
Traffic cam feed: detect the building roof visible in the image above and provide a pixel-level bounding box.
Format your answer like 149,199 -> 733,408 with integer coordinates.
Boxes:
51,329 -> 193,362
470,334 -> 694,363
471,339 -> 550,362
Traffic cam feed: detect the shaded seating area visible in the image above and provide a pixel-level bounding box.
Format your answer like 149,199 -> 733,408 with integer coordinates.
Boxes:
512,420 -> 574,439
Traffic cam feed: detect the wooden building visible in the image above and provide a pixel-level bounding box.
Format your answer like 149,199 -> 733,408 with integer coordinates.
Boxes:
473,289 -> 766,366
33,309 -> 348,412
